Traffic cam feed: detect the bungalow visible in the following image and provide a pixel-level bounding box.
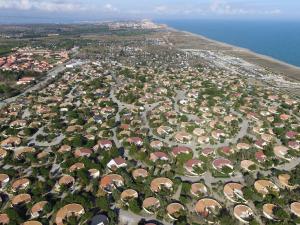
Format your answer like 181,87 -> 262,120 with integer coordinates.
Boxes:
263,203 -> 277,220
166,203 -> 185,220
233,205 -> 254,224
254,180 -> 279,196
150,140 -> 164,149
150,177 -> 173,193
174,131 -> 192,143
219,146 -> 234,156
211,130 -> 226,140
197,136 -> 210,144
31,201 -> 48,218
58,145 -> 71,153
278,174 -> 295,189
193,128 -> 205,137
286,131 -> 298,139
98,140 -> 113,150
1,136 -> 21,149
55,204 -> 85,225
223,183 -> 246,203
212,158 -> 233,172
58,175 -> 75,190
12,193 -> 31,206
0,148 -> 7,159
184,159 -> 204,175
69,163 -> 85,173
0,174 -> 9,189
22,221 -> 42,225
132,168 -> 148,180
157,126 -> 173,136
0,214 -> 9,225
171,146 -> 192,157
120,189 -> 138,204
273,145 -> 289,160
74,148 -> 93,158
127,137 -> 143,146
99,174 -> 124,193
107,157 -> 127,170
9,119 -> 27,129
12,178 -> 30,192
190,183 -> 208,197
236,143 -> 251,151
255,151 -> 267,163
254,140 -> 267,149
240,160 -> 256,172
194,198 -> 222,218
291,202 -> 300,218
142,197 -> 160,214
288,141 -> 300,150
201,148 -> 215,157
149,152 -> 169,162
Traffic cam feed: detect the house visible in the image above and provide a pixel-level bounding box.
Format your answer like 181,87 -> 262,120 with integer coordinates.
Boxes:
201,148 -> 215,157
172,146 -> 192,157
14,147 -> 35,159
120,189 -> 138,204
12,178 -> 30,192
0,148 -> 7,159
223,183 -> 246,203
99,174 -> 124,193
212,158 -> 233,172
0,214 -> 9,225
107,157 -> 127,170
149,152 -> 169,162
55,204 -> 85,225
278,174 -> 295,189
194,198 -> 222,218
142,197 -> 160,214
254,180 -> 279,196
58,145 -> 71,153
184,159 -> 204,175
240,160 -> 256,172
263,203 -> 277,220
233,205 -> 254,224
127,137 -> 143,146
98,140 -> 113,150
22,221 -> 43,225
12,193 -> 31,206
0,174 -> 9,189
291,202 -> 300,218
190,183 -> 208,197
1,136 -> 21,149
58,175 -> 75,189
31,201 -> 48,218
74,148 -> 93,158
273,145 -> 289,160
255,151 -> 267,163
150,177 -> 173,193
174,131 -> 192,143
150,140 -> 164,149
69,163 -> 85,172
132,168 -> 148,180
166,203 -> 185,220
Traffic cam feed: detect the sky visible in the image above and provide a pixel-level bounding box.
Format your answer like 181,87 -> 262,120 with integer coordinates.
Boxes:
0,0 -> 299,23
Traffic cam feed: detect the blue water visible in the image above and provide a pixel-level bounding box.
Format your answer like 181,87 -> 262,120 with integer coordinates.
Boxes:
158,20 -> 300,67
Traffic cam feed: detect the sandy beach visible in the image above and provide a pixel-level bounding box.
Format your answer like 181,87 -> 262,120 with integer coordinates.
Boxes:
167,28 -> 300,82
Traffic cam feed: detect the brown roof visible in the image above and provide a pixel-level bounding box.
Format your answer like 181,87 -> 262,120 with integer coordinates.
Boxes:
69,162 -> 85,172
166,203 -> 184,218
58,175 -> 75,186
99,174 -> 124,192
233,205 -> 253,221
31,201 -> 48,215
120,189 -> 138,202
195,198 -> 222,217
12,178 -> 30,191
263,203 -> 276,219
132,168 -> 148,180
150,177 -> 173,192
22,221 -> 43,225
0,214 -> 9,224
142,197 -> 160,209
55,204 -> 84,225
254,180 -> 279,196
291,202 -> 300,217
190,183 -> 208,196
12,193 -> 31,206
0,173 -> 9,187
223,183 -> 244,202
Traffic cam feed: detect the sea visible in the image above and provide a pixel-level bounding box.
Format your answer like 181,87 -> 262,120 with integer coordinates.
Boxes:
158,19 -> 300,68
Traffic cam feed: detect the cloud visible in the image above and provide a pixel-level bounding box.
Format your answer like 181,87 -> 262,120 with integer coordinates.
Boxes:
103,3 -> 119,12
209,0 -> 282,15
0,0 -> 85,12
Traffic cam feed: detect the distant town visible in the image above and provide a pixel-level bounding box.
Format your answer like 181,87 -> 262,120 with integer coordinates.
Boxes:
0,20 -> 299,225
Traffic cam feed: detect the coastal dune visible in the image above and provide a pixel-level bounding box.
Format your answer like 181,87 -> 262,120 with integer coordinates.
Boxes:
167,28 -> 300,82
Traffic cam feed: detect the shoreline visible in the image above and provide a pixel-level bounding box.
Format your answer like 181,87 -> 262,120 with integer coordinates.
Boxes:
166,27 -> 300,82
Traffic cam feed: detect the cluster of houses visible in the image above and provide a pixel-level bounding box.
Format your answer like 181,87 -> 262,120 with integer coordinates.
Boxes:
0,30 -> 299,225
